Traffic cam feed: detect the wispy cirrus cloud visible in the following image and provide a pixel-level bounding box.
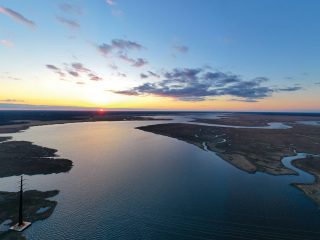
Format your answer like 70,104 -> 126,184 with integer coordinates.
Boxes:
0,39 -> 14,48
56,16 -> 80,29
106,0 -> 115,6
0,72 -> 21,80
148,71 -> 160,78
276,86 -> 302,92
173,44 -> 189,54
0,6 -> 35,27
117,72 -> 127,78
112,67 -> 302,102
105,0 -> 123,16
0,99 -> 25,103
140,71 -> 160,79
109,64 -> 118,70
59,3 -> 83,15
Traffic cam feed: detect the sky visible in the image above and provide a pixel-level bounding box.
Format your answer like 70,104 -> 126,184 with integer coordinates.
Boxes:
0,0 -> 319,111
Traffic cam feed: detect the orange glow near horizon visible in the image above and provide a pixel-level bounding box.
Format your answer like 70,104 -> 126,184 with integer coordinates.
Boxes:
1,84 -> 319,112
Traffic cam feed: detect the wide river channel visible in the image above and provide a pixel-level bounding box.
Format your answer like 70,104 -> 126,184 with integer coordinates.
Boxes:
1,115 -> 320,239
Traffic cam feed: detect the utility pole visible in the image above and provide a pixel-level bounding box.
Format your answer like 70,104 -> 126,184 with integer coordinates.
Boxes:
18,175 -> 23,226
10,175 -> 32,232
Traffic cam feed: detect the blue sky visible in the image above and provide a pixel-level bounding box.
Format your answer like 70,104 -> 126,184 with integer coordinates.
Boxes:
0,0 -> 319,111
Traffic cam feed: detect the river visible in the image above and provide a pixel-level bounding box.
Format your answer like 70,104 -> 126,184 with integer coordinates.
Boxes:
0,117 -> 320,239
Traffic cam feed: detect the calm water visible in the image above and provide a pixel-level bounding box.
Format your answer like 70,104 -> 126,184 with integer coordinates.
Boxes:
1,118 -> 320,239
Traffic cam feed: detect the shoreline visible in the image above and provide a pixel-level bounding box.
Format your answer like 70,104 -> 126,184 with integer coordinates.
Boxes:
0,135 -> 73,239
0,190 -> 59,240
0,117 -> 171,135
136,120 -> 320,205
291,156 -> 320,206
192,114 -> 320,127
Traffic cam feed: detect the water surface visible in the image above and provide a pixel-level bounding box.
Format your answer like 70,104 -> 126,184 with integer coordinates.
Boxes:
1,118 -> 320,239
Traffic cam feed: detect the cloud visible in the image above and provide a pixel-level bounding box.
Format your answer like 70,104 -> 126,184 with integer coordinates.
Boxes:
106,0 -> 115,6
46,64 -> 65,78
56,16 -> 80,29
59,3 -> 82,15
140,73 -> 148,79
76,81 -> 85,85
98,43 -> 113,56
109,64 -> 118,70
276,86 -> 302,92
88,73 -> 103,81
0,99 -> 25,103
315,82 -> 320,85
0,6 -> 35,27
0,39 -> 14,48
97,39 -> 143,56
46,62 -> 103,81
229,98 -> 259,103
46,64 -> 59,71
113,67 -> 302,102
117,72 -> 127,78
148,71 -> 160,78
0,103 -> 109,111
133,58 -> 148,67
97,38 -> 147,67
67,70 -> 79,77
173,44 -> 189,54
0,72 -> 21,80
118,55 -> 147,67
69,62 -> 103,80
105,0 -> 123,16
111,39 -> 142,50
71,63 -> 90,72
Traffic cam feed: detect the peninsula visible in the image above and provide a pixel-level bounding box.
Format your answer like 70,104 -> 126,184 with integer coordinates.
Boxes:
137,113 -> 320,205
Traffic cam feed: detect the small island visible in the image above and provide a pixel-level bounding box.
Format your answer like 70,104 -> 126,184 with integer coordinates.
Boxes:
0,138 -> 72,178
0,137 -> 72,239
0,190 -> 59,240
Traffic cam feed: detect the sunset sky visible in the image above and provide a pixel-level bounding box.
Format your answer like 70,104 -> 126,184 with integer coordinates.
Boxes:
1,0 -> 319,111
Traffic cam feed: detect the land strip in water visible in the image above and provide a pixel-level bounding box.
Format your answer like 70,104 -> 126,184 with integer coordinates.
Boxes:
137,114 -> 320,205
0,136 -> 72,239
0,190 -> 59,240
292,157 -> 320,205
0,137 -> 72,178
192,113 -> 320,127
0,110 -> 171,134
